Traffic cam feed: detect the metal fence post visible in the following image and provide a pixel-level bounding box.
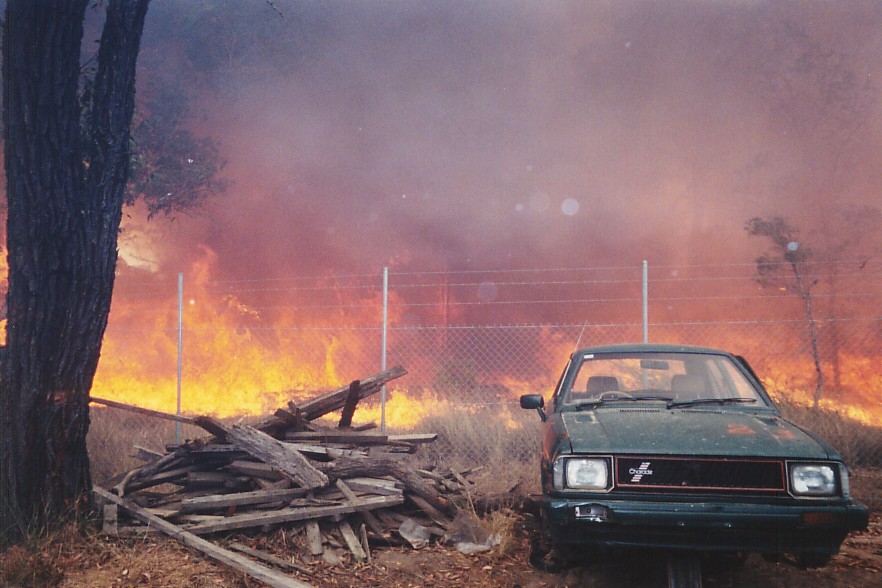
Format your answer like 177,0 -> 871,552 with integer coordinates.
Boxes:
176,272 -> 183,445
642,260 -> 648,343
381,267 -> 388,431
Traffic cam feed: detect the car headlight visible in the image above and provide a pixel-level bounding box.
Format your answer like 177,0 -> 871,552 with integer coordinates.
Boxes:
789,463 -> 838,497
553,457 -> 610,491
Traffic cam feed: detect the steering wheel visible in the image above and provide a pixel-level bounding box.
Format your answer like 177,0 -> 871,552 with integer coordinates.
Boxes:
598,390 -> 633,400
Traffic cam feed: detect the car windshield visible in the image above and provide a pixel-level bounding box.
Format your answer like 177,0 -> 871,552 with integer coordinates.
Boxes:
562,351 -> 768,408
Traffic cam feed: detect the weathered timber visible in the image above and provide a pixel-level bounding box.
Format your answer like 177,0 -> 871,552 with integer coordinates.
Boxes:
449,468 -> 471,490
132,445 -> 165,462
94,487 -> 314,588
90,396 -> 196,425
305,521 -> 324,556
283,431 -> 391,444
338,380 -> 361,428
184,471 -> 251,490
295,366 -> 406,421
191,489 -> 310,509
120,464 -> 203,493
227,460 -> 284,481
245,367 -> 406,435
407,494 -> 452,529
338,519 -> 367,562
102,503 -> 118,536
344,477 -> 404,496
194,415 -> 231,440
284,443 -> 367,459
316,457 -> 449,514
274,407 -> 309,431
176,443 -> 244,457
186,494 -> 405,535
116,451 -> 184,496
359,523 -> 372,561
386,433 -> 438,444
336,480 -> 384,536
350,422 -> 377,431
228,543 -> 314,576
227,425 -> 329,490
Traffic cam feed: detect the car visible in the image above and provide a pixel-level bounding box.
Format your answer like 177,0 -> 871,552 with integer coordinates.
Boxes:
520,343 -> 869,572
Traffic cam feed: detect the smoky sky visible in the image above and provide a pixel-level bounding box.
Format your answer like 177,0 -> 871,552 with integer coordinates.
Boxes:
118,0 -> 882,296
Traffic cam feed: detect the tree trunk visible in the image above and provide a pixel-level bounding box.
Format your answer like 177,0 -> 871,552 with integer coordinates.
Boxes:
1,0 -> 149,544
790,261 -> 824,408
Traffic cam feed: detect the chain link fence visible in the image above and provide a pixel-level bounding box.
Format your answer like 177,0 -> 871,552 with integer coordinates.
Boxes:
98,261 -> 882,488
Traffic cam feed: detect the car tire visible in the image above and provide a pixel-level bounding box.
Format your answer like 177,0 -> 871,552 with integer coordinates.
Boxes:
666,555 -> 703,588
796,553 -> 831,569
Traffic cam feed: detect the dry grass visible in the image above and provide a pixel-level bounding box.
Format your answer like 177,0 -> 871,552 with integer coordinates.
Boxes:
0,522 -> 247,588
775,397 -> 882,469
88,407 -> 207,483
412,405 -> 541,495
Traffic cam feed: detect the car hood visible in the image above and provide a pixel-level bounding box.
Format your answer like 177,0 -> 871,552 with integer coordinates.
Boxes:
560,408 -> 832,458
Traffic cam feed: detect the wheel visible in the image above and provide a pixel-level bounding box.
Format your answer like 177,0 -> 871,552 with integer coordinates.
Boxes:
667,555 -> 703,588
796,553 -> 831,569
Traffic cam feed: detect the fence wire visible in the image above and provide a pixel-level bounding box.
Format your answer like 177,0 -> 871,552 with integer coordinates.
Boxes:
99,262 -> 882,479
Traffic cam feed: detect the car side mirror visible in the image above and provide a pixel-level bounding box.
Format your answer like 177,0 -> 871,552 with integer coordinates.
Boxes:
520,394 -> 546,421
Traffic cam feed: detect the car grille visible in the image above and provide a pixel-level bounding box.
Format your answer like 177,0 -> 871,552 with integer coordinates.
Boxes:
614,456 -> 786,494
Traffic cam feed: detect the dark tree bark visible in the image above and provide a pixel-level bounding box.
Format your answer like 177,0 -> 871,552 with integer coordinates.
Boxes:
1,0 -> 149,544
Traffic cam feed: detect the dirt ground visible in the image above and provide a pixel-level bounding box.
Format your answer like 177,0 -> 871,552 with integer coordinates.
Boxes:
2,508 -> 879,588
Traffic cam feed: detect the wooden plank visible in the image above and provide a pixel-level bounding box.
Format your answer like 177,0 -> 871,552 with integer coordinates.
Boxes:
387,433 -> 438,444
183,471 -> 250,490
131,445 -> 164,462
227,425 -> 329,491
294,366 -> 406,421
273,407 -> 310,431
227,460 -> 284,481
359,523 -> 371,561
408,494 -> 452,529
186,494 -> 404,535
317,457 -> 448,514
228,543 -> 314,576
305,521 -> 324,556
180,488 -> 310,513
283,432 -> 390,444
101,503 -> 118,536
123,464 -> 202,493
344,479 -> 403,496
337,380 -> 361,429
350,422 -> 377,432
335,480 -> 384,536
94,487 -> 313,588
116,452 -> 184,496
284,443 -> 367,459
338,519 -> 367,562
90,396 -> 196,425
194,415 -> 231,440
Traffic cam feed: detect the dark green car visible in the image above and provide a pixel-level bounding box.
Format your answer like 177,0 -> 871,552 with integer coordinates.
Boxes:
520,344 -> 869,569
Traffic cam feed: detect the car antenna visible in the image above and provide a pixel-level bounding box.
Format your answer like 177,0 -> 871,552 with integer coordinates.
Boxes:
573,320 -> 589,352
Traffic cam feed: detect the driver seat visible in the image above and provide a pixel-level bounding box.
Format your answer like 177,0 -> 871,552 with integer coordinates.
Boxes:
587,375 -> 620,396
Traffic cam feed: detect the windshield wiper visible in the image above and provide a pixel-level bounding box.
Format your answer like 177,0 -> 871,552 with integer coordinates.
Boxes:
574,396 -> 674,410
668,397 -> 758,409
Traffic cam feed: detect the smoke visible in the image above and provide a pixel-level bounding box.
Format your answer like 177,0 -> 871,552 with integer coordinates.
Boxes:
121,1 -> 882,304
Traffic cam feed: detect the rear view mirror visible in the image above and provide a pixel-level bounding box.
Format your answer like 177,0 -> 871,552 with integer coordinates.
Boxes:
640,359 -> 669,370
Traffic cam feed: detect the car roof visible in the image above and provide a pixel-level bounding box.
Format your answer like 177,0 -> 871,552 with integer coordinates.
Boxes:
572,343 -> 736,358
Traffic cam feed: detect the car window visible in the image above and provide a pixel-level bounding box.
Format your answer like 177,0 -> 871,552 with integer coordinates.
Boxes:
563,352 -> 767,405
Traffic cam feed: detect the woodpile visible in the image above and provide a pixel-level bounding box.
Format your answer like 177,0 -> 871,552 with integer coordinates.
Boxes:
92,366 -> 483,588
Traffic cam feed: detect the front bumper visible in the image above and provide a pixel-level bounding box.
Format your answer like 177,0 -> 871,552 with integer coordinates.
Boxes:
543,494 -> 869,555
